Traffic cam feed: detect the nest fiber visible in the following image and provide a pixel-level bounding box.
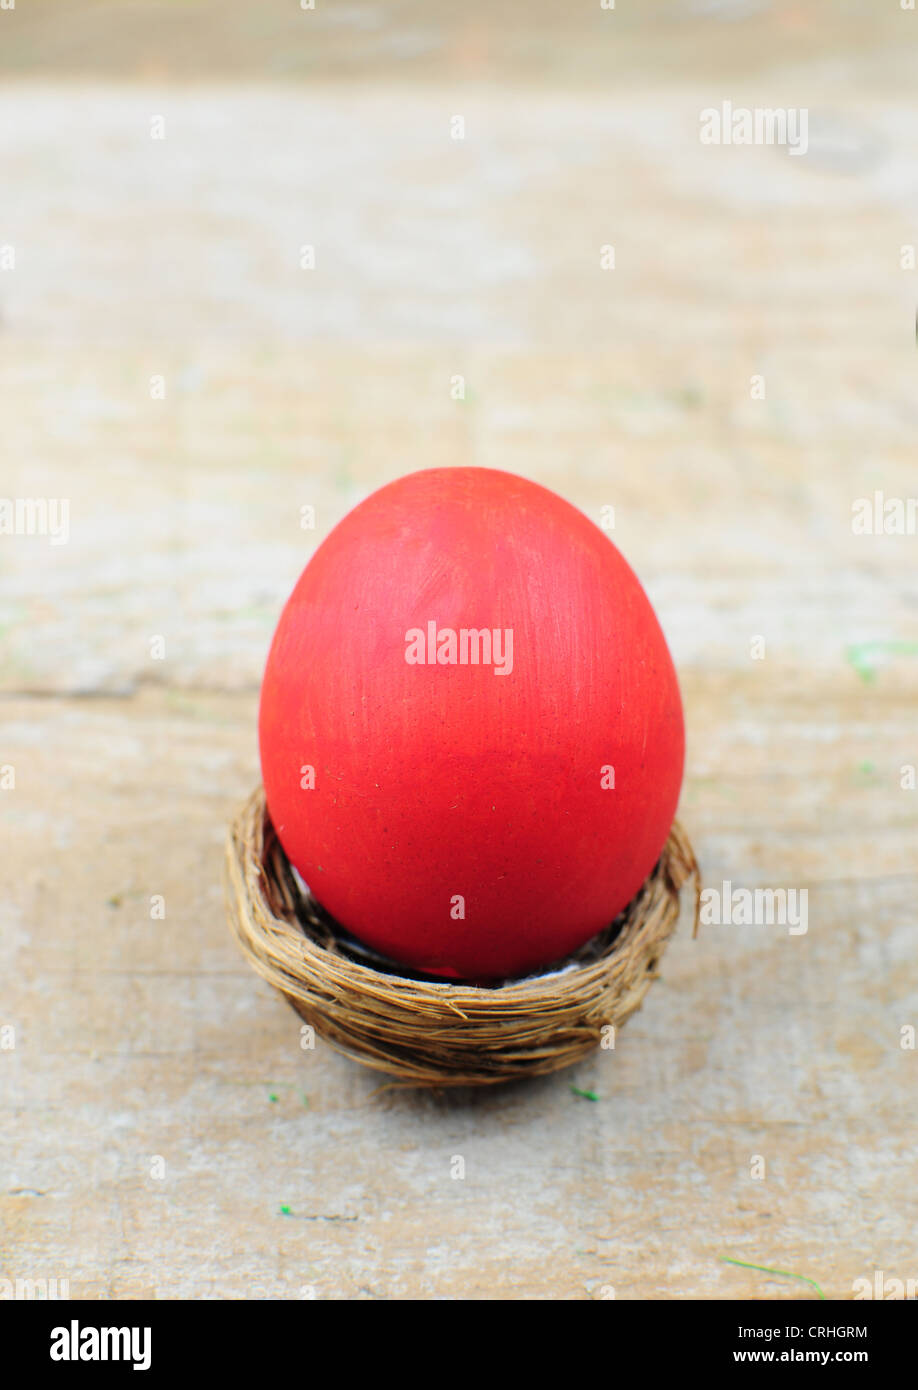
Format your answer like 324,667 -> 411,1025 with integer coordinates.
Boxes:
225,787 -> 701,1087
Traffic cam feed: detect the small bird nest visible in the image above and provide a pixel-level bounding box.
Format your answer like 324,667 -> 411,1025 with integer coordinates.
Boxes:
224,787 -> 701,1087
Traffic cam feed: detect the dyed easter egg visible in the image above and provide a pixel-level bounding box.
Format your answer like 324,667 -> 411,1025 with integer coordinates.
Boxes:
259,468 -> 684,980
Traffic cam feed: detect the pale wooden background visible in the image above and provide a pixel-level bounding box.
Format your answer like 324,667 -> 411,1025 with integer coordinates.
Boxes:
1,2 -> 916,1299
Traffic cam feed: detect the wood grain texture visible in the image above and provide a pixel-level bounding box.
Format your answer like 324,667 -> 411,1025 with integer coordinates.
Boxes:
1,3 -> 916,1299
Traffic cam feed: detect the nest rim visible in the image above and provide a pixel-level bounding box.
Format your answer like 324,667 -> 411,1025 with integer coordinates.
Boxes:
224,786 -> 701,1087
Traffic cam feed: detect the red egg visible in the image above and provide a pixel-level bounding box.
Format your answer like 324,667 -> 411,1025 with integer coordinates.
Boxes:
259,467 -> 684,981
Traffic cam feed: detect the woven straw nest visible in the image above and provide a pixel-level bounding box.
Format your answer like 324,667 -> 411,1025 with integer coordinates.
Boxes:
225,787 -> 701,1087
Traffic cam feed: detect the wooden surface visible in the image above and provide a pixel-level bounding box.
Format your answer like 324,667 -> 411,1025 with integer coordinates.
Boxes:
2,2 -> 917,1300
